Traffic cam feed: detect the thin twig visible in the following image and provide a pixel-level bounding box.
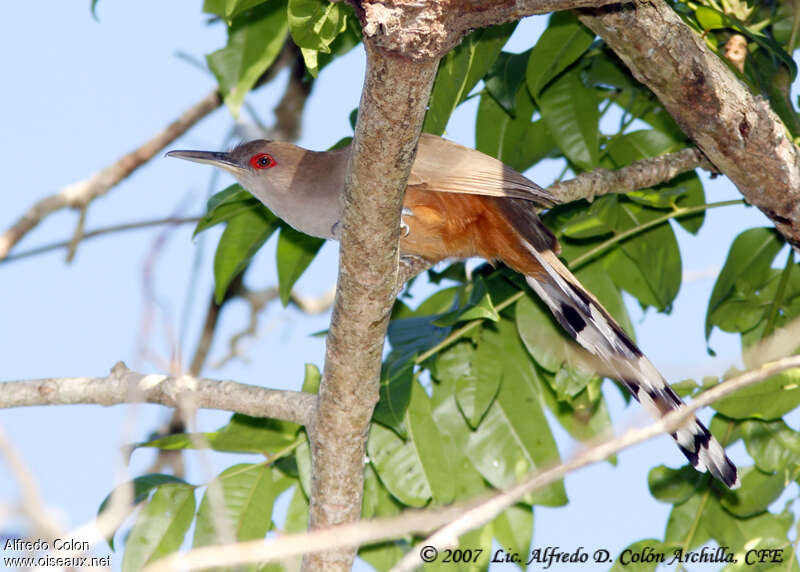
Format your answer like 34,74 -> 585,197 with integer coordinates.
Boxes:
0,216 -> 201,264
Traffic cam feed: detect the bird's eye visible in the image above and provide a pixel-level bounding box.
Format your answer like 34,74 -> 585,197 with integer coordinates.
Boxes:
249,153 -> 276,170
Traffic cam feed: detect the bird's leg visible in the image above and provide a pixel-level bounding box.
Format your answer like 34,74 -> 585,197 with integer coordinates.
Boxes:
400,207 -> 414,237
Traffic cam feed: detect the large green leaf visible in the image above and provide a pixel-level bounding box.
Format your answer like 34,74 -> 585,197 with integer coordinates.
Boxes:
193,463 -> 292,550
598,197 -> 682,311
288,0 -> 350,53
647,465 -> 703,505
213,200 -> 280,303
194,184 -> 264,236
130,414 -> 300,455
475,89 -> 557,173
122,484 -> 196,572
97,474 -> 191,551
423,23 -> 516,135
526,12 -> 594,97
203,0 -> 267,19
368,380 -> 455,506
718,466 -> 786,518
516,294 -> 597,398
435,340 -> 501,428
712,366 -> 800,420
276,224 -> 325,306
493,504 -> 533,568
373,356 -> 414,434
705,228 -> 784,338
538,66 -> 599,171
207,0 -> 289,115
430,370 -> 493,499
465,318 -> 566,506
739,418 -> 800,473
484,50 -> 530,115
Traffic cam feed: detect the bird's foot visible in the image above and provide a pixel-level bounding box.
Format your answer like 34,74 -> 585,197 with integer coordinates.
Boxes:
400,207 -> 414,237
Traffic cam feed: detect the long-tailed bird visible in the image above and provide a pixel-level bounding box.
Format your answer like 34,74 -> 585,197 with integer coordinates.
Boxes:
168,133 -> 738,487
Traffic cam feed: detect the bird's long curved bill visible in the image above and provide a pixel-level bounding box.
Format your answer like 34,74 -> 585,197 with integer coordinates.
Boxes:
166,150 -> 243,173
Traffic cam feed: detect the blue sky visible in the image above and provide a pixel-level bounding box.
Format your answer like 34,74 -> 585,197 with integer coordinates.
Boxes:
0,2 -> 786,570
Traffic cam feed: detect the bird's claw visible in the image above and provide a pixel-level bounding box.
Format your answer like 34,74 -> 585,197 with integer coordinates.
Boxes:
400,207 -> 413,237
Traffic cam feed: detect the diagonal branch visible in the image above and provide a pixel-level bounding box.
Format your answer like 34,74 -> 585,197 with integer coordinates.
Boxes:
0,362 -> 315,426
0,90 -> 221,261
550,146 -> 714,204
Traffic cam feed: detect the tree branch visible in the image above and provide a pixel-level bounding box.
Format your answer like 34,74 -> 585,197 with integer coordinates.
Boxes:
0,91 -> 220,261
550,146 -> 714,204
0,42 -> 299,261
141,354 -> 800,572
354,0 -> 621,57
303,38 -> 440,570
0,362 -> 316,427
576,0 -> 800,248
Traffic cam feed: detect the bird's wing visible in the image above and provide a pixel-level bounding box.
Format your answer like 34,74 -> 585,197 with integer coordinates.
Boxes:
408,134 -> 557,207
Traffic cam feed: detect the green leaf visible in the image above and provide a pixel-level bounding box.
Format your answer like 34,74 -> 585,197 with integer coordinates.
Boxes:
362,463 -> 402,520
434,277 -> 499,326
526,12 -> 594,97
598,198 -> 682,311
359,541 -> 407,572
538,66 -> 599,171
373,357 -> 414,434
423,22 -> 516,135
193,464 -> 291,549
475,89 -> 557,173
718,466 -> 786,518
130,414 -> 300,455
712,367 -> 800,420
276,224 -> 325,306
664,493 -> 711,549
706,228 -> 784,338
647,465 -> 703,505
122,484 -> 195,572
695,5 -> 726,30
302,362 -> 321,394
484,50 -> 530,115
739,418 -> 800,473
703,499 -> 794,558
430,370 -> 493,499
368,380 -> 455,506
493,505 -> 533,568
90,0 -> 100,20
97,474 -> 190,551
213,198 -> 280,303
206,0 -> 289,116
194,184 -> 264,236
516,294 -> 598,398
288,0 -> 349,53
435,341 -> 501,428
466,318 -> 566,506
229,0 -> 266,18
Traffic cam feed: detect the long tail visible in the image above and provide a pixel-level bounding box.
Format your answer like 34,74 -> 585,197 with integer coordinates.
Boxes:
489,197 -> 737,486
525,245 -> 738,486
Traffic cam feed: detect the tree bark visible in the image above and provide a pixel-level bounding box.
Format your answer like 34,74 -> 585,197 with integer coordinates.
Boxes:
577,0 -> 800,248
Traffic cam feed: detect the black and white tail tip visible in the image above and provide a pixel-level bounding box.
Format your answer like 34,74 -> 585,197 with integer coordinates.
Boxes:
523,246 -> 738,488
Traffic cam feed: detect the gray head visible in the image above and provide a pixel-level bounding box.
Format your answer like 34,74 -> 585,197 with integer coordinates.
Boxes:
167,139 -> 310,204
168,139 -> 347,239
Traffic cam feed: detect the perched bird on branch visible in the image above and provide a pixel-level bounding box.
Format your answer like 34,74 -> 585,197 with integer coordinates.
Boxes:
168,133 -> 738,487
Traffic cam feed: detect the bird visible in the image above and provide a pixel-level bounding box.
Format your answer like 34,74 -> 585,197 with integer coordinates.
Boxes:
168,133 -> 738,487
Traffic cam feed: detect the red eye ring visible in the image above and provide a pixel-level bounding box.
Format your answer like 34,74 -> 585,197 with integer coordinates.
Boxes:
250,153 -> 276,170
